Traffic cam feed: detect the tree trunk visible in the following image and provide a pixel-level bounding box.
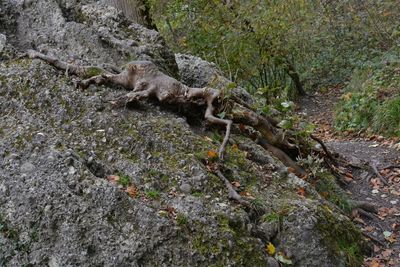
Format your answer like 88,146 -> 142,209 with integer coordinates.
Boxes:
284,60 -> 307,96
106,0 -> 157,30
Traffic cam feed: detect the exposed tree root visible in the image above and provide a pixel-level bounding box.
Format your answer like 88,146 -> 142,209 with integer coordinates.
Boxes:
26,49 -> 326,205
371,163 -> 389,185
26,50 -> 232,159
310,134 -> 337,164
355,208 -> 376,220
214,170 -> 251,208
362,232 -> 386,247
381,164 -> 400,170
26,50 -> 309,166
351,200 -> 378,214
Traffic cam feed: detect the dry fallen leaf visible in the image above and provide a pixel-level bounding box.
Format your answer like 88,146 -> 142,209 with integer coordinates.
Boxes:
297,187 -> 306,197
369,259 -> 381,267
364,226 -> 374,232
381,249 -> 393,258
231,181 -> 241,188
370,178 -> 381,189
207,150 -> 218,159
107,175 -> 120,183
125,185 -> 138,198
239,191 -> 252,197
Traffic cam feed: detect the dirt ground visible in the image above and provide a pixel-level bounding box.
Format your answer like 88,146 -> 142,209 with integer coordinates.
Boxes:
298,87 -> 400,267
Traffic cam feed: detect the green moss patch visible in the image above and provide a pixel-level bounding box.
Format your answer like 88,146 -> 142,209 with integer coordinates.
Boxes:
83,67 -> 104,78
316,206 -> 365,267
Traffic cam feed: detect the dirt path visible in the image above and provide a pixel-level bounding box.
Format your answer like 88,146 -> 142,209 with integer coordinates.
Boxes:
298,87 -> 400,267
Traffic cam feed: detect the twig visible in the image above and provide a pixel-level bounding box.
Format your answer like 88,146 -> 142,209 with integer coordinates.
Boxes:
371,163 -> 388,185
351,200 -> 378,214
362,232 -> 386,247
381,164 -> 400,170
215,170 -> 251,208
310,134 -> 336,164
356,208 -> 377,220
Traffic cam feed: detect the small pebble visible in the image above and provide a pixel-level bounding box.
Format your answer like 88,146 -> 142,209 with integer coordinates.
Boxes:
179,183 -> 192,194
371,189 -> 379,194
68,166 -> 76,175
20,162 -> 35,174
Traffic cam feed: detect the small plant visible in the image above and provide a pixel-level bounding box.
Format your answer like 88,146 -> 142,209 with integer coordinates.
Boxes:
191,191 -> 204,197
176,213 -> 188,225
146,189 -> 161,200
297,154 -> 326,178
250,198 -> 266,215
261,212 -> 280,223
118,174 -> 131,187
148,169 -> 162,177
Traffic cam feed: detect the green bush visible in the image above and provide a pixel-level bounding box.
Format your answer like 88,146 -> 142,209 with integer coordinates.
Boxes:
335,90 -> 378,131
335,50 -> 400,137
373,96 -> 400,137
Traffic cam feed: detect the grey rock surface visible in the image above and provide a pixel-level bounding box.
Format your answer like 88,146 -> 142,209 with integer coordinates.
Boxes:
0,34 -> 5,53
2,0 -> 178,77
0,0 -> 365,266
175,53 -> 254,105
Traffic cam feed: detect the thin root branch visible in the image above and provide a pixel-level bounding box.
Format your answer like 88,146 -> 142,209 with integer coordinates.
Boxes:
215,170 -> 251,208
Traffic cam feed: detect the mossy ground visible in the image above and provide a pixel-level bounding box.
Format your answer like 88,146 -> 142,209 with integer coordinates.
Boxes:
316,206 -> 365,267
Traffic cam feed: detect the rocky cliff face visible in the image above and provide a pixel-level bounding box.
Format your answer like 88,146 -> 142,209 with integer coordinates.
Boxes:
0,1 -> 366,266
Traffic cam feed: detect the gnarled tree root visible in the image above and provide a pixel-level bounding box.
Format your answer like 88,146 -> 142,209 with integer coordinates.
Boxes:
26,49 -> 311,197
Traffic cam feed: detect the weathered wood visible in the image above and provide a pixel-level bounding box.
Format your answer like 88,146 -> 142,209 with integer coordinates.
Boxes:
26,49 -> 307,173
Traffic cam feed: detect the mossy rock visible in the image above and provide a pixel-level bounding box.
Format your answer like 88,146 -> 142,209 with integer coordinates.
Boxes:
316,206 -> 368,267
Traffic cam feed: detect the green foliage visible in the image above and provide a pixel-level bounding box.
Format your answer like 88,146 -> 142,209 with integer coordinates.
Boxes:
335,91 -> 378,131
150,0 -> 400,98
335,51 -> 400,137
315,172 -> 351,213
149,0 -> 400,133
261,212 -> 280,223
297,155 -> 326,178
146,189 -> 161,200
118,173 -> 131,187
316,206 -> 364,267
84,67 -> 103,78
176,213 -> 188,225
373,96 -> 400,136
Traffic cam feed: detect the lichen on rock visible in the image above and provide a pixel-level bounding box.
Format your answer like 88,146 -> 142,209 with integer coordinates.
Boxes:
0,0 -> 369,266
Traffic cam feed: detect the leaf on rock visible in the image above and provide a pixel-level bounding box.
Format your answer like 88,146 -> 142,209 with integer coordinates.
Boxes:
297,187 -> 306,197
207,150 -> 218,159
107,175 -> 120,183
275,252 -> 293,265
266,242 -> 275,255
125,185 -> 138,198
231,181 -> 240,188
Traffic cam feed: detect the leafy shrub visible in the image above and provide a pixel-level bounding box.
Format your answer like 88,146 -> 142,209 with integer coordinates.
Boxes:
335,90 -> 378,131
335,50 -> 400,137
373,96 -> 400,137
